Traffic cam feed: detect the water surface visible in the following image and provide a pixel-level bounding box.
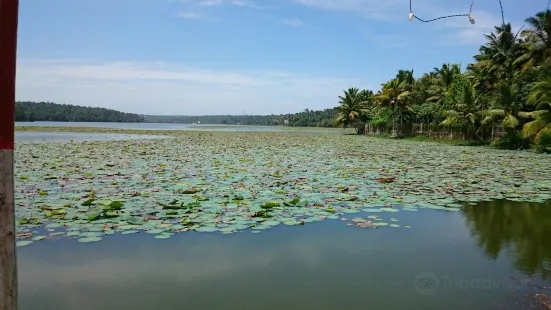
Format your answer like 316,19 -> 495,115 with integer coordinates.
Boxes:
15,131 -> 167,142
18,201 -> 551,310
16,121 -> 349,133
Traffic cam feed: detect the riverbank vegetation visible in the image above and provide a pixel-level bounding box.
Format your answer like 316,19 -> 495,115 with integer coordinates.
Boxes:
144,108 -> 337,127
15,101 -> 145,123
17,101 -> 337,128
335,10 -> 551,152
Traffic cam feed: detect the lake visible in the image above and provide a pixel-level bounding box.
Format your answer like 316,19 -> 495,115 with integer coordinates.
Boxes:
15,131 -> 169,142
15,121 -> 351,133
13,126 -> 551,310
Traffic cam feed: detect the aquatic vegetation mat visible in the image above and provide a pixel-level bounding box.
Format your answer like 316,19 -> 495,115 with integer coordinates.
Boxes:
14,129 -> 551,246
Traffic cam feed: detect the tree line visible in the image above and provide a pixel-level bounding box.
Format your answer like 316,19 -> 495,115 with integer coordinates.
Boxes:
144,108 -> 338,127
335,10 -> 551,152
15,101 -> 145,123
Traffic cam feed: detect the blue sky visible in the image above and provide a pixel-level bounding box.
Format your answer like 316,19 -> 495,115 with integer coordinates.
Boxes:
15,0 -> 547,115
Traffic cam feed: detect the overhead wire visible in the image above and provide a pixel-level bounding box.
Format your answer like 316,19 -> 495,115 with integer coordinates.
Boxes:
498,0 -> 504,25
409,0 -> 548,25
409,0 -> 475,23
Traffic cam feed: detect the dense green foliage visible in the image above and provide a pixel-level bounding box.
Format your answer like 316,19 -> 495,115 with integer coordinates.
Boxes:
335,10 -> 551,151
15,101 -> 145,123
144,108 -> 337,127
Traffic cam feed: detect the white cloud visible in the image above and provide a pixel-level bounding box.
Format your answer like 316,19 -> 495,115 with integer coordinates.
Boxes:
177,11 -> 202,19
231,0 -> 247,6
289,0 -> 414,20
436,9 -> 523,45
281,17 -> 304,27
15,59 -> 366,115
198,0 -> 224,6
187,0 -> 261,8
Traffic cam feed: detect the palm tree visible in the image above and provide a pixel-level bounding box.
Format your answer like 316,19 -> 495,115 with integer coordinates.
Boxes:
434,63 -> 461,88
466,62 -> 495,94
480,83 -> 529,131
516,10 -> 551,69
441,80 -> 482,140
426,63 -> 461,106
522,75 -> 551,144
335,88 -> 371,134
373,70 -> 415,136
475,23 -> 524,81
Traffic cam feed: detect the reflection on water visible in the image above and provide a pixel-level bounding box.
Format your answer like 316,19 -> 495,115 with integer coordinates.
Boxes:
462,200 -> 551,280
18,203 -> 551,310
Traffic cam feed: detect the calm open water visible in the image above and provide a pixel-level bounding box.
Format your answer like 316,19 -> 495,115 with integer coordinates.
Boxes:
17,201 -> 551,310
14,126 -> 551,310
15,131 -> 169,142
16,121 -> 350,133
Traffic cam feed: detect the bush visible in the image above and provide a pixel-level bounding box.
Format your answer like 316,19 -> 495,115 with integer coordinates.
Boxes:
535,130 -> 551,153
492,131 -> 527,150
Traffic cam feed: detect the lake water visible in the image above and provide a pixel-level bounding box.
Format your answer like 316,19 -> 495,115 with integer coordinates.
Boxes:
16,121 -> 350,133
17,200 -> 551,310
13,124 -> 551,310
15,131 -> 168,142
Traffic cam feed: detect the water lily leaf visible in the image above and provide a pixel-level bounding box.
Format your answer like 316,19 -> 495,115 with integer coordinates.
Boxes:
45,223 -> 62,229
108,201 -> 124,210
195,226 -> 218,232
146,229 -> 166,234
88,213 -> 101,221
78,237 -> 102,243
362,209 -> 382,213
81,199 -> 95,206
80,231 -> 102,238
16,241 -> 33,247
261,201 -> 280,209
154,233 -> 172,239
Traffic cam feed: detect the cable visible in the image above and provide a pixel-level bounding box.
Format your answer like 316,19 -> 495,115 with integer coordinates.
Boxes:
409,0 -> 475,23
498,0 -> 504,25
409,0 -> 548,26
413,14 -> 469,23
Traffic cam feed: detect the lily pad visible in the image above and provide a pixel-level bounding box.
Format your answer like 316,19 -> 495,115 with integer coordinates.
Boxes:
77,237 -> 102,243
16,241 -> 33,247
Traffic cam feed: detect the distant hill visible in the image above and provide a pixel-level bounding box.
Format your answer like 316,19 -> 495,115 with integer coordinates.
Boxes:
144,108 -> 338,127
15,101 -> 145,123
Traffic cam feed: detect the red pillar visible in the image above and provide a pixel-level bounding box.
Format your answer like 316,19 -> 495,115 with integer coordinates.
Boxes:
0,0 -> 19,309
